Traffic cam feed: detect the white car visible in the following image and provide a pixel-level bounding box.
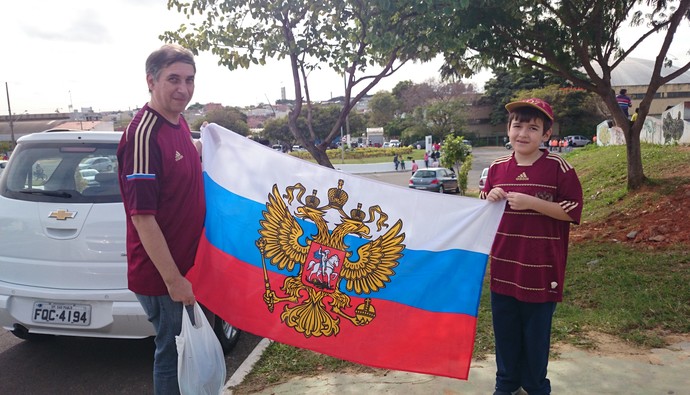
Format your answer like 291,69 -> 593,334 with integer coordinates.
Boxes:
0,130 -> 239,352
565,135 -> 592,147
478,167 -> 489,189
79,168 -> 99,184
78,156 -> 114,172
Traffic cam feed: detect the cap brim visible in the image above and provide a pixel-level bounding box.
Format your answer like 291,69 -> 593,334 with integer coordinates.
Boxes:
505,101 -> 554,121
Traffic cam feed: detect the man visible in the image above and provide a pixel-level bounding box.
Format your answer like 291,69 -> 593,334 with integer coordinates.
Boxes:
616,89 -> 632,118
117,44 -> 208,395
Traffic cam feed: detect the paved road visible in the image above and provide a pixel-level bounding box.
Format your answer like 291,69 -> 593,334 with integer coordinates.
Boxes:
358,146 -> 507,192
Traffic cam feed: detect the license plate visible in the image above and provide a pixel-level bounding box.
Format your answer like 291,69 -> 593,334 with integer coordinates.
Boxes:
32,302 -> 91,326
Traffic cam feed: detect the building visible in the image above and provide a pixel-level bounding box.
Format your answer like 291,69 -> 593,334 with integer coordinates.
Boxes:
593,57 -> 690,115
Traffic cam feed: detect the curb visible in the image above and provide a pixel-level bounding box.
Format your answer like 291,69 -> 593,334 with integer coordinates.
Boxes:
223,338 -> 273,394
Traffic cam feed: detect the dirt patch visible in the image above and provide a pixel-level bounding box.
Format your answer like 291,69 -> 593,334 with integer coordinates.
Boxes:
571,182 -> 690,248
552,331 -> 690,363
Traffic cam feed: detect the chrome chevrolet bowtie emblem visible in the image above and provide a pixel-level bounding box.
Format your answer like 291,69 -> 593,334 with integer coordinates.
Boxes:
49,209 -> 77,220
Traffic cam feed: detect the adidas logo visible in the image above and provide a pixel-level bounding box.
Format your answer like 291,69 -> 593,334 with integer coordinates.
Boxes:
175,151 -> 184,161
515,172 -> 529,181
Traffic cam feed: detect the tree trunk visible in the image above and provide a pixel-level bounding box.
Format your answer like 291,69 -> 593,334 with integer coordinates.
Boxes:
310,146 -> 334,168
624,121 -> 646,190
604,92 -> 646,191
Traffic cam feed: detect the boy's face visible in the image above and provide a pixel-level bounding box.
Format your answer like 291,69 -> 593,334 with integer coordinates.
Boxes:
507,116 -> 551,155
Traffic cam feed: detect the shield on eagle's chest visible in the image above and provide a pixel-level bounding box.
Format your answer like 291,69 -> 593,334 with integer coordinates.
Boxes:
301,242 -> 346,293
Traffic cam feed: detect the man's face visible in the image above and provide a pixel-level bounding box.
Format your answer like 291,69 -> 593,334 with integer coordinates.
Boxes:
147,61 -> 195,120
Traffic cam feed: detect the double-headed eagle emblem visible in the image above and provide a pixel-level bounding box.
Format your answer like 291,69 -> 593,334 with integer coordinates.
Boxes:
256,179 -> 405,337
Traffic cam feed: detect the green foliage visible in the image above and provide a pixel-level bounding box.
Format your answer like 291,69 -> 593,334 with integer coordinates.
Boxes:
434,0 -> 690,189
425,99 -> 468,142
457,154 -> 472,196
162,0 -> 447,167
440,134 -> 470,174
260,106 -> 367,146
367,92 -> 398,127
192,106 -> 250,135
511,85 -> 606,138
482,66 -> 571,126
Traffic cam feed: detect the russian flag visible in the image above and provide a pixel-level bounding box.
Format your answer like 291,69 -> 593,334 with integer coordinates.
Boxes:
187,124 -> 504,380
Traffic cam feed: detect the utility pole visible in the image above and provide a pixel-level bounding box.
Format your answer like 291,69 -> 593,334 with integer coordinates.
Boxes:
5,82 -> 16,150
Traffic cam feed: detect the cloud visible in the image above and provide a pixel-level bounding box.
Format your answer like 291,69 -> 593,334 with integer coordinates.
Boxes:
22,9 -> 111,44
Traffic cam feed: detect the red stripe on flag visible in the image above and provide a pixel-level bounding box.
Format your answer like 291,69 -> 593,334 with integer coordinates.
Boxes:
187,232 -> 478,380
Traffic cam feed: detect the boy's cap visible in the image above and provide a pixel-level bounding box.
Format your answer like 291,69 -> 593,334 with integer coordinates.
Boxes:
505,98 -> 554,121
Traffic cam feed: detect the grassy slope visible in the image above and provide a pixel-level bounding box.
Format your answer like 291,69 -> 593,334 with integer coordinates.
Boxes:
234,144 -> 690,392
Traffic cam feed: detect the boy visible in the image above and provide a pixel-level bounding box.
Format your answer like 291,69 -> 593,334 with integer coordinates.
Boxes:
480,98 -> 583,395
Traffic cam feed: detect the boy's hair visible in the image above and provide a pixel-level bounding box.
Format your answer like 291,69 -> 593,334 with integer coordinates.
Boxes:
145,44 -> 196,82
507,107 -> 553,134
619,88 -> 627,95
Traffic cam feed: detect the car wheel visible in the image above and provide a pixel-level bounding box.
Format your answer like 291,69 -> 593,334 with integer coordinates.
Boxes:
214,317 -> 241,354
11,324 -> 53,342
439,185 -> 444,194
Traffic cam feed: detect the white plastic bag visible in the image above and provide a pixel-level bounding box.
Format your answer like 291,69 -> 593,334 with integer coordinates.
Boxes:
176,302 -> 226,395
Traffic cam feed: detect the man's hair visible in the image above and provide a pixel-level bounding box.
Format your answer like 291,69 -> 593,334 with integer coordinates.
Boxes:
145,44 -> 196,81
507,106 -> 553,134
619,88 -> 627,95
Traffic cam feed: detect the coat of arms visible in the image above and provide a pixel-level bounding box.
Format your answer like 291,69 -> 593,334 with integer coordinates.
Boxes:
256,179 -> 405,337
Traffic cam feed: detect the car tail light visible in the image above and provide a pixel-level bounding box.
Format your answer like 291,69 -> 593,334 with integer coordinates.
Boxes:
430,179 -> 439,184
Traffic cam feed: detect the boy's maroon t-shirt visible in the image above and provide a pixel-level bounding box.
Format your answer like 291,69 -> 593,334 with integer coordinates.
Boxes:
480,150 -> 583,303
117,104 -> 205,296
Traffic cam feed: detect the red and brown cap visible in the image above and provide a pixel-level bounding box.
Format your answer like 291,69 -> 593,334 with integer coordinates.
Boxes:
505,98 -> 554,121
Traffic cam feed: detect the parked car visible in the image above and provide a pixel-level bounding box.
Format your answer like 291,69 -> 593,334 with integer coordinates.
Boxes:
410,140 -> 425,149
0,130 -> 240,352
408,167 -> 459,193
505,141 -> 513,150
478,167 -> 489,189
78,168 -> 99,184
78,156 -> 114,172
565,135 -> 591,147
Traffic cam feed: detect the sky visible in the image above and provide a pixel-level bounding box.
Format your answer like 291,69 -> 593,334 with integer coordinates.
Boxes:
1,1 -> 689,115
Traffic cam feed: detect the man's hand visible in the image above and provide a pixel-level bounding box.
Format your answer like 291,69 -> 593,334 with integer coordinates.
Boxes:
167,276 -> 196,306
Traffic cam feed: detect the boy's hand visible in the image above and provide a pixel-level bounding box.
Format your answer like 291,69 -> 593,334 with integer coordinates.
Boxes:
486,187 -> 508,202
506,192 -> 536,211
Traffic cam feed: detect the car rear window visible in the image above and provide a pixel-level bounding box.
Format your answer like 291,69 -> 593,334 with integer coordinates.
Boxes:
0,142 -> 121,203
415,170 -> 436,178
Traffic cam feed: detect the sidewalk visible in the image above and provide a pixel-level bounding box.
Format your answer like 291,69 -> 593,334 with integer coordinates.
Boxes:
333,161 -> 398,174
224,339 -> 690,394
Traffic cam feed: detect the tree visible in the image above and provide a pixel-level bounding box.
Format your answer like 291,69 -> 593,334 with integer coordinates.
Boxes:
192,106 -> 250,136
440,135 -> 472,195
163,0 -> 442,168
424,99 -> 468,142
367,92 -> 398,127
437,0 -> 690,190
511,85 -> 607,138
260,106 -> 367,146
482,66 -> 570,126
